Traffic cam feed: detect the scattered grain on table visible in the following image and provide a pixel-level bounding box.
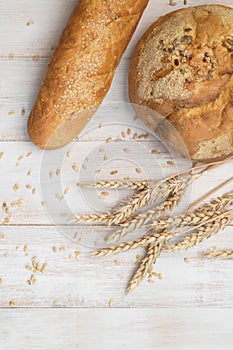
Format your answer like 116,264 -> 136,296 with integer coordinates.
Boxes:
26,21 -> 34,26
72,163 -> 79,172
9,301 -> 16,308
21,108 -> 26,117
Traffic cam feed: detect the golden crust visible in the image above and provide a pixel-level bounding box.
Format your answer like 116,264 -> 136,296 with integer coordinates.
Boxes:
129,5 -> 233,162
28,0 -> 149,149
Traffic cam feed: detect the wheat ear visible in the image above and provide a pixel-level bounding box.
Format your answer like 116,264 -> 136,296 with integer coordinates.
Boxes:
94,209 -> 233,258
150,191 -> 233,232
164,209 -> 233,252
126,239 -> 165,294
78,180 -> 150,190
204,250 -> 233,259
107,174 -> 193,242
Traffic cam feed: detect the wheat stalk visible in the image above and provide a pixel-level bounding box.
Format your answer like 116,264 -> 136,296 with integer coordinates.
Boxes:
126,239 -> 165,294
204,250 -> 233,259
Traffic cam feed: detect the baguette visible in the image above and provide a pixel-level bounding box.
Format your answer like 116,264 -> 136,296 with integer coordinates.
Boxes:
27,0 -> 148,150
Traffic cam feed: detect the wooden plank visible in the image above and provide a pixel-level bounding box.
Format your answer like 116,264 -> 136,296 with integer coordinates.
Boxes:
0,141 -> 231,225
0,308 -> 233,350
0,225 -> 233,307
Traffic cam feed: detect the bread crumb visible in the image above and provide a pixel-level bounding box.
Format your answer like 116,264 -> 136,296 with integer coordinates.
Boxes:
127,128 -> 131,135
27,170 -> 32,176
33,55 -> 39,62
151,149 -> 158,155
123,148 -> 130,153
26,152 -> 32,157
110,170 -> 118,175
49,171 -> 54,178
121,131 -> 126,138
105,137 -> 112,143
8,111 -> 15,116
9,301 -> 16,307
98,148 -> 105,153
135,168 -> 141,174
0,152 -> 4,159
184,257 -> 190,264
32,188 -> 36,195
56,169 -> 61,176
109,299 -> 113,307
103,155 -> 109,161
41,201 -> 47,207
52,246 -> 58,253
59,246 -> 66,252
0,233 -> 4,239
0,278 -> 2,285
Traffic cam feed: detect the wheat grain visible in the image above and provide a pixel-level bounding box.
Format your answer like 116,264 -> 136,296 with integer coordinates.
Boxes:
204,250 -> 233,259
127,239 -> 165,294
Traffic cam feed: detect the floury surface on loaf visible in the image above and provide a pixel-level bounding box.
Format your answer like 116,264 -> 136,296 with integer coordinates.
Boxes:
28,0 -> 148,149
129,5 -> 233,162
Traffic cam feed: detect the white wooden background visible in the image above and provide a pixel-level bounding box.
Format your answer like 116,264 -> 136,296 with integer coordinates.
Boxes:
0,0 -> 233,349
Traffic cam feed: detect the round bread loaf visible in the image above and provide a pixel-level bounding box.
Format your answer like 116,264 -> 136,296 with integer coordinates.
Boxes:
129,5 -> 233,162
